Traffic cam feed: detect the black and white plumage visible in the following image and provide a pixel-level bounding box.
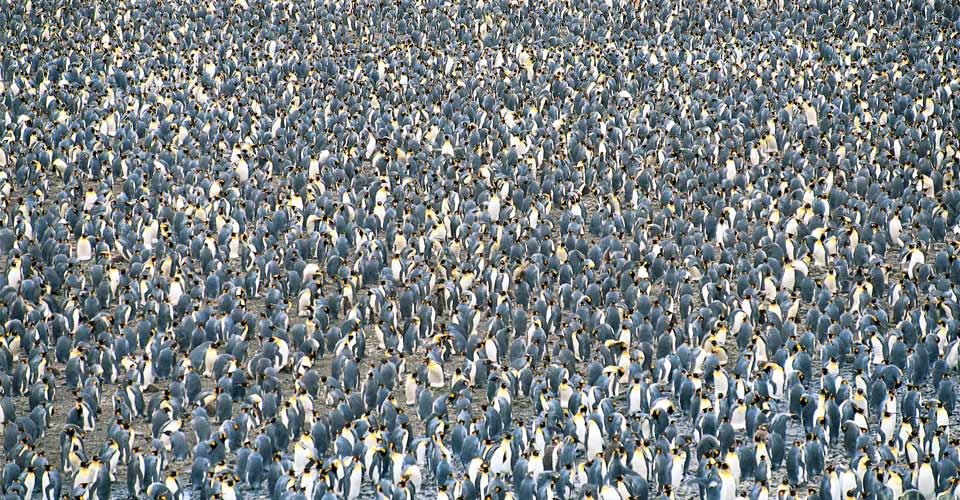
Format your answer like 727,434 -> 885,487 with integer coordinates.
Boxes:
0,0 -> 958,499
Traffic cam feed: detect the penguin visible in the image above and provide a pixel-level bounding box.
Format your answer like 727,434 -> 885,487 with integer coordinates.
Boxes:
915,456 -> 936,500
76,234 -> 93,262
426,357 -> 445,388
40,464 -> 61,500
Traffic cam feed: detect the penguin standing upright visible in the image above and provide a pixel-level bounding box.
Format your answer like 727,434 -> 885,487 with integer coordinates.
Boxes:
915,456 -> 936,500
77,233 -> 93,262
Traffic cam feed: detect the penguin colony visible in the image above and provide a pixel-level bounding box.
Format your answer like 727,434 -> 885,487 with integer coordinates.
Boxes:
1,0 -> 960,499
